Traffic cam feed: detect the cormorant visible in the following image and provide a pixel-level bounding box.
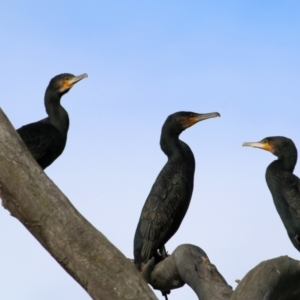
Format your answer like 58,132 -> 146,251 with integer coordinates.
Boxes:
17,73 -> 87,169
134,111 -> 220,270
243,136 -> 300,252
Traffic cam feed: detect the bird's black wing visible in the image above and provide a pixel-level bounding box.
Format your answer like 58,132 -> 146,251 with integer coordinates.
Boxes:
17,122 -> 62,165
139,165 -> 185,262
281,172 -> 300,220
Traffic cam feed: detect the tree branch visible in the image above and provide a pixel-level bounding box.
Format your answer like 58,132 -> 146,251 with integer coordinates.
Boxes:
143,244 -> 233,299
142,245 -> 300,300
231,256 -> 300,300
0,108 -> 157,300
2,107 -> 300,300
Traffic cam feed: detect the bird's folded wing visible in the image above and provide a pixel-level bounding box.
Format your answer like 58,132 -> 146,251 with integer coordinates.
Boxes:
17,122 -> 60,162
282,174 -> 300,220
140,173 -> 183,260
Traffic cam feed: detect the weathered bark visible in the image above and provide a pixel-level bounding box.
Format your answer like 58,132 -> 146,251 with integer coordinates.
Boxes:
143,244 -> 233,299
2,107 -> 300,300
144,246 -> 300,300
230,256 -> 300,300
0,108 -> 157,300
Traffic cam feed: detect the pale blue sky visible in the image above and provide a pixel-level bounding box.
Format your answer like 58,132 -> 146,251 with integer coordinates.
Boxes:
1,1 -> 300,299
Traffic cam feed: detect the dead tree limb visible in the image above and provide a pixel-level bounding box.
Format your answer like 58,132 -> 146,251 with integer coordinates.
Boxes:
2,107 -> 300,300
143,244 -> 233,299
230,256 -> 300,300
0,108 -> 157,300
143,245 -> 300,300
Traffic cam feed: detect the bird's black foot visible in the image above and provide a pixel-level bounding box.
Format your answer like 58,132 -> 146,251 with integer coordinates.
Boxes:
162,290 -> 170,300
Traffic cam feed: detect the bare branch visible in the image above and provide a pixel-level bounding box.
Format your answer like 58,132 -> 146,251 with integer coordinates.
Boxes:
2,107 -> 300,300
0,108 -> 157,300
143,244 -> 233,299
231,256 -> 300,300
142,246 -> 300,300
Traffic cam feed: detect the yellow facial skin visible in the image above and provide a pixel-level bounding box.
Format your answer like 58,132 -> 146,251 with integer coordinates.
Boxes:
187,112 -> 220,127
65,73 -> 88,88
242,140 -> 274,153
59,73 -> 88,93
63,78 -> 72,88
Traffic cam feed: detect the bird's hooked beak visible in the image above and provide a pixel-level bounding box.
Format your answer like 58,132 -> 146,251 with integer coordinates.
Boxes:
188,112 -> 220,126
242,140 -> 273,153
65,73 -> 88,88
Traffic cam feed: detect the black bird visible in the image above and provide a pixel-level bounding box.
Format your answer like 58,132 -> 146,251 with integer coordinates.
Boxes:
243,136 -> 300,252
134,111 -> 220,270
17,73 -> 87,169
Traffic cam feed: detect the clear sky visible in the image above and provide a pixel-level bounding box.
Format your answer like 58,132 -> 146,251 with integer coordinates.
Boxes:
1,1 -> 300,299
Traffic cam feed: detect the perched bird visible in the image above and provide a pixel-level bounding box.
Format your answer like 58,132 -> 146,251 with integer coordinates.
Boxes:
17,73 -> 88,169
243,136 -> 300,252
134,111 -> 220,270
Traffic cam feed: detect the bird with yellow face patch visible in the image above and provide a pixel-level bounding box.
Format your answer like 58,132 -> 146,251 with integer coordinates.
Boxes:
243,136 -> 300,252
134,111 -> 220,273
17,73 -> 88,169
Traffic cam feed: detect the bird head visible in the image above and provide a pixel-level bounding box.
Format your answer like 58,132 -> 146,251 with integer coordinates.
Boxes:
164,111 -> 220,135
243,136 -> 296,158
48,73 -> 88,95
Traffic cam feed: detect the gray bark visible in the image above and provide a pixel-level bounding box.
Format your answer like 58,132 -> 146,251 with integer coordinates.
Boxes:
144,245 -> 300,300
143,244 -> 233,299
0,108 -> 157,300
1,108 -> 300,300
230,256 -> 300,300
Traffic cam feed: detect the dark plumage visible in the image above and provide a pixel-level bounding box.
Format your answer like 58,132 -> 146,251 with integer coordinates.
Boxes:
134,111 -> 220,270
243,136 -> 300,252
17,73 -> 87,169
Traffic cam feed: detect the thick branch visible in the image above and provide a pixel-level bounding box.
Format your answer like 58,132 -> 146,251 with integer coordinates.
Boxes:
143,244 -> 233,299
0,108 -> 157,300
230,256 -> 300,300
3,107 -> 300,300
143,245 -> 300,300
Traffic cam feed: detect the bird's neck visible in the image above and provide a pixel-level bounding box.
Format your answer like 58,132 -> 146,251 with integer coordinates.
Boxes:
44,89 -> 69,135
160,133 -> 193,159
269,151 -> 297,173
